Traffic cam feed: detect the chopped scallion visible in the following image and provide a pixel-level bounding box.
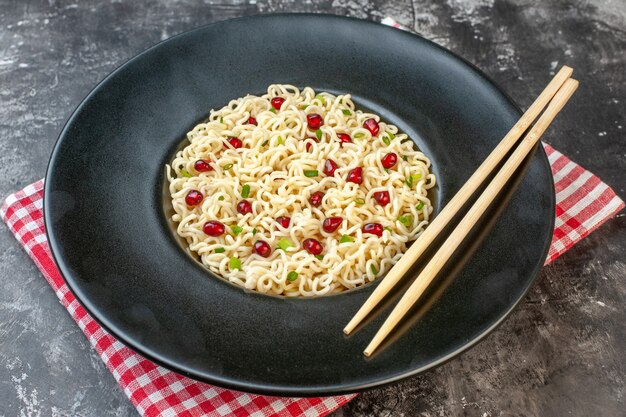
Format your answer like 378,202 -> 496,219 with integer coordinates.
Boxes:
222,163 -> 234,170
230,225 -> 243,235
277,238 -> 294,251
315,255 -> 324,260
229,257 -> 241,271
304,170 -> 318,177
315,94 -> 325,104
180,168 -> 192,178
219,117 -> 224,124
398,215 -> 413,227
241,184 -> 250,198
252,227 -> 258,235
355,198 -> 365,205
218,196 -> 225,201
371,264 -> 378,275
387,132 -> 396,140
342,109 -> 352,116
261,140 -> 269,147
269,107 -> 277,114
277,136 -> 283,145
382,136 -> 391,146
416,201 -> 425,210
354,132 -> 365,138
214,247 -> 225,253
402,155 -> 408,161
315,129 -> 323,140
384,227 -> 393,233
339,234 -> 354,243
287,271 -> 298,281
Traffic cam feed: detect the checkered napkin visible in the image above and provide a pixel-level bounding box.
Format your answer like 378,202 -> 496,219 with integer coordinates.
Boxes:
2,20 -> 624,417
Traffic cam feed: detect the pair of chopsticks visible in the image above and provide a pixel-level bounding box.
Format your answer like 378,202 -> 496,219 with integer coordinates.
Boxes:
344,66 -> 578,357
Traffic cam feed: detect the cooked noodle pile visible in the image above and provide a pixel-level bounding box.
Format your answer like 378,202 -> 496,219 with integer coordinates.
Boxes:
167,85 -> 436,296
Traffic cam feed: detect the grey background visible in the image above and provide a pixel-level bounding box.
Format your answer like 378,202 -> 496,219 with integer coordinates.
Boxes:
0,0 -> 624,416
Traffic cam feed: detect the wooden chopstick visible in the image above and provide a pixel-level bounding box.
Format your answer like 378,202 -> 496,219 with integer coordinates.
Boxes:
363,78 -> 579,356
343,66 -> 573,336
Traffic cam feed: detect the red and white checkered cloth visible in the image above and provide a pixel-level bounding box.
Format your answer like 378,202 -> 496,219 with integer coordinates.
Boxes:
2,19 -> 623,417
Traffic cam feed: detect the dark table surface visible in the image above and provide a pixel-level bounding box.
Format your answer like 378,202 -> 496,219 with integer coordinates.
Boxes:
1,1 -> 624,416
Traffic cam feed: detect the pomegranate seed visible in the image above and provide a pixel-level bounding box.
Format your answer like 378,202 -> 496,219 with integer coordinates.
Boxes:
271,97 -> 285,110
253,240 -> 272,258
203,220 -> 225,236
237,199 -> 252,215
363,118 -> 380,136
323,159 -> 338,176
247,117 -> 258,126
373,190 -> 390,206
309,191 -> 325,207
226,137 -> 243,149
347,167 -> 363,184
194,159 -> 213,172
362,223 -> 384,237
276,216 -> 291,228
303,238 -> 323,255
185,190 -> 203,206
306,113 -> 324,129
305,137 -> 318,152
381,152 -> 398,169
322,217 -> 343,233
337,133 -> 352,144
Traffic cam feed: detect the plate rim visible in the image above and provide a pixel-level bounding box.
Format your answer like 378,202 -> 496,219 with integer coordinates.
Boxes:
43,13 -> 556,396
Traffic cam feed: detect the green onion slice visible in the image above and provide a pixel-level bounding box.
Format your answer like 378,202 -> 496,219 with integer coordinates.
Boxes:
315,129 -> 323,140
387,132 -> 396,140
342,109 -> 352,116
277,136 -> 284,145
304,170 -> 318,177
398,215 -> 413,227
229,257 -> 241,271
277,238 -> 294,251
252,227 -> 258,235
339,234 -> 354,243
287,271 -> 298,281
416,201 -> 425,210
241,184 -> 250,198
355,198 -> 365,205
354,132 -> 365,138
315,255 -> 324,260
371,264 -> 378,275
261,140 -> 269,147
269,107 -> 277,114
214,247 -> 225,253
230,225 -> 243,235
382,136 -> 391,146
218,196 -> 225,201
180,169 -> 192,178
222,163 -> 234,171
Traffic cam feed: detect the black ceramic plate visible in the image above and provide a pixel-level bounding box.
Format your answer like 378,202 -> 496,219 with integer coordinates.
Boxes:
44,14 -> 554,396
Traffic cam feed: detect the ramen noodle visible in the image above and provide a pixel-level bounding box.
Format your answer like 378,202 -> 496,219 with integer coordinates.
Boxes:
167,85 -> 436,296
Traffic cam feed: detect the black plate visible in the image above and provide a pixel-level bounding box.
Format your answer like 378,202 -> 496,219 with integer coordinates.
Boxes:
44,14 -> 554,396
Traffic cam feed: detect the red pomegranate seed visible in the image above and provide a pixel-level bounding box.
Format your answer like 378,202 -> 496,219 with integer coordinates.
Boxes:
347,167 -> 363,184
363,118 -> 380,136
253,240 -> 272,258
306,113 -> 323,129
226,137 -> 243,149
276,216 -> 291,228
194,159 -> 213,172
303,238 -> 323,255
373,190 -> 390,206
185,190 -> 203,206
305,137 -> 318,152
237,199 -> 252,215
309,191 -> 325,207
322,217 -> 343,233
337,133 -> 352,144
203,220 -> 225,236
381,152 -> 398,169
362,223 -> 384,237
271,97 -> 285,110
323,159 -> 338,176
247,117 -> 258,126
